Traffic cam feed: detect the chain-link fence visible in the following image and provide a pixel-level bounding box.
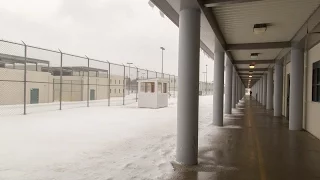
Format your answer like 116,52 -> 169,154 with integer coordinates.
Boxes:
0,39 -> 213,116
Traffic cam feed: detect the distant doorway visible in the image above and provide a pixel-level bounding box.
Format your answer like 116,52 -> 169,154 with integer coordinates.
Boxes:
90,89 -> 96,100
30,88 -> 39,104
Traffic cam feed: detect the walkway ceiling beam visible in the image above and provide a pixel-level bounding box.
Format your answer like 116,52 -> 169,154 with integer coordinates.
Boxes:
198,0 -> 234,63
239,73 -> 264,76
227,42 -> 291,51
234,60 -> 275,64
275,5 -> 320,61
237,68 -> 268,71
151,0 -> 215,59
200,0 -> 263,7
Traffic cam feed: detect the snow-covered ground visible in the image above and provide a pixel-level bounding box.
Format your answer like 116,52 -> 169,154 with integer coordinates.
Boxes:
0,96 -> 236,180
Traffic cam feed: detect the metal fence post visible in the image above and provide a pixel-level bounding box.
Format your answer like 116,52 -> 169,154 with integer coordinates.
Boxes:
59,50 -> 63,110
136,67 -> 138,102
123,65 -> 125,105
108,62 -> 111,106
174,76 -> 176,98
22,41 -> 27,115
71,80 -> 73,101
86,56 -> 90,107
169,74 -> 171,99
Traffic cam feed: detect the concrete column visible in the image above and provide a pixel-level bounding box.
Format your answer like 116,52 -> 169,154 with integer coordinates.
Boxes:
274,61 -> 283,116
213,42 -> 225,126
235,75 -> 238,105
232,68 -> 236,108
260,78 -> 263,104
266,68 -> 273,110
262,74 -> 267,106
176,2 -> 200,165
289,46 -> 304,131
238,76 -> 241,103
224,58 -> 233,114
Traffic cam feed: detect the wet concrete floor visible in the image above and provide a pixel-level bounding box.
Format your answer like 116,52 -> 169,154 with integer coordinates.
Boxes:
168,97 -> 320,180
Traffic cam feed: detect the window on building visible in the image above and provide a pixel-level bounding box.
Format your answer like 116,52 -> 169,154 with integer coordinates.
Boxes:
312,61 -> 320,102
158,82 -> 162,93
119,89 -> 121,93
163,83 -> 167,93
146,82 -> 155,93
114,89 -> 116,93
140,82 -> 146,92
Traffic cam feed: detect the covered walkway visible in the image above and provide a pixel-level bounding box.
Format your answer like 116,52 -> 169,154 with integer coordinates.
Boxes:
169,96 -> 320,180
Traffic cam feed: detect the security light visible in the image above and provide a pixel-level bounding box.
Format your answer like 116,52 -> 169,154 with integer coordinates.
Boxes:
253,23 -> 267,34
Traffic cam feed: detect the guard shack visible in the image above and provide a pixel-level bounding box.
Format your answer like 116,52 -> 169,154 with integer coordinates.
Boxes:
137,78 -> 169,108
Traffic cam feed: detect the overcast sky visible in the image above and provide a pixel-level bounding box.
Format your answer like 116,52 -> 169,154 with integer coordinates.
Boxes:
0,0 -> 213,81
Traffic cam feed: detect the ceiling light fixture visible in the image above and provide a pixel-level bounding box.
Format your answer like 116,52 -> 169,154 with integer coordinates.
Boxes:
249,75 -> 252,78
253,23 -> 268,34
251,53 -> 259,59
249,64 -> 255,69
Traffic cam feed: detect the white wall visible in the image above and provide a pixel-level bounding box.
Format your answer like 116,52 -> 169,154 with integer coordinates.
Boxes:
0,68 -> 53,105
305,42 -> 320,139
53,75 -> 124,101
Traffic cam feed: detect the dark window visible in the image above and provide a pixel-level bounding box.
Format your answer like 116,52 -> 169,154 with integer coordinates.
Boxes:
312,61 -> 320,102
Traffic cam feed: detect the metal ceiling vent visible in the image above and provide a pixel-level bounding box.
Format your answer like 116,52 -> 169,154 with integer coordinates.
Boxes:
253,23 -> 268,34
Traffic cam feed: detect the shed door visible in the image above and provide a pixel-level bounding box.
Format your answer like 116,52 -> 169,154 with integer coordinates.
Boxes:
90,89 -> 95,100
30,88 -> 39,104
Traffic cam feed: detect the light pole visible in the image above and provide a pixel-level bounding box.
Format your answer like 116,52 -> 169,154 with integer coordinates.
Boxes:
205,64 -> 208,95
160,47 -> 165,78
202,72 -> 206,95
127,62 -> 133,95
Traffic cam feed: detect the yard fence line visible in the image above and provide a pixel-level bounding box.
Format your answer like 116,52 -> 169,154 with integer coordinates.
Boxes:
0,39 -> 214,116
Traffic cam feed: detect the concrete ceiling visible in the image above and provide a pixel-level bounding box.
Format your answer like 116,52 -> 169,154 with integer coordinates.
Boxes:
210,0 -> 320,87
152,0 -> 320,88
213,0 -> 320,44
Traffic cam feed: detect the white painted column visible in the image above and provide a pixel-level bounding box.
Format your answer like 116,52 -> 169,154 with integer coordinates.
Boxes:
232,68 -> 236,108
289,45 -> 304,130
263,74 -> 267,106
274,60 -> 283,116
176,0 -> 201,165
224,58 -> 233,114
260,78 -> 263,104
212,41 -> 225,126
238,76 -> 241,103
267,68 -> 273,110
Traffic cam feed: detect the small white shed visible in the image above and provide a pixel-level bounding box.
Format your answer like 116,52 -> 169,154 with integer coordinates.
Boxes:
137,78 -> 169,108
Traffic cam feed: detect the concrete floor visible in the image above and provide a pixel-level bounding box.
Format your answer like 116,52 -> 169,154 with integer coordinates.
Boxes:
168,96 -> 320,180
